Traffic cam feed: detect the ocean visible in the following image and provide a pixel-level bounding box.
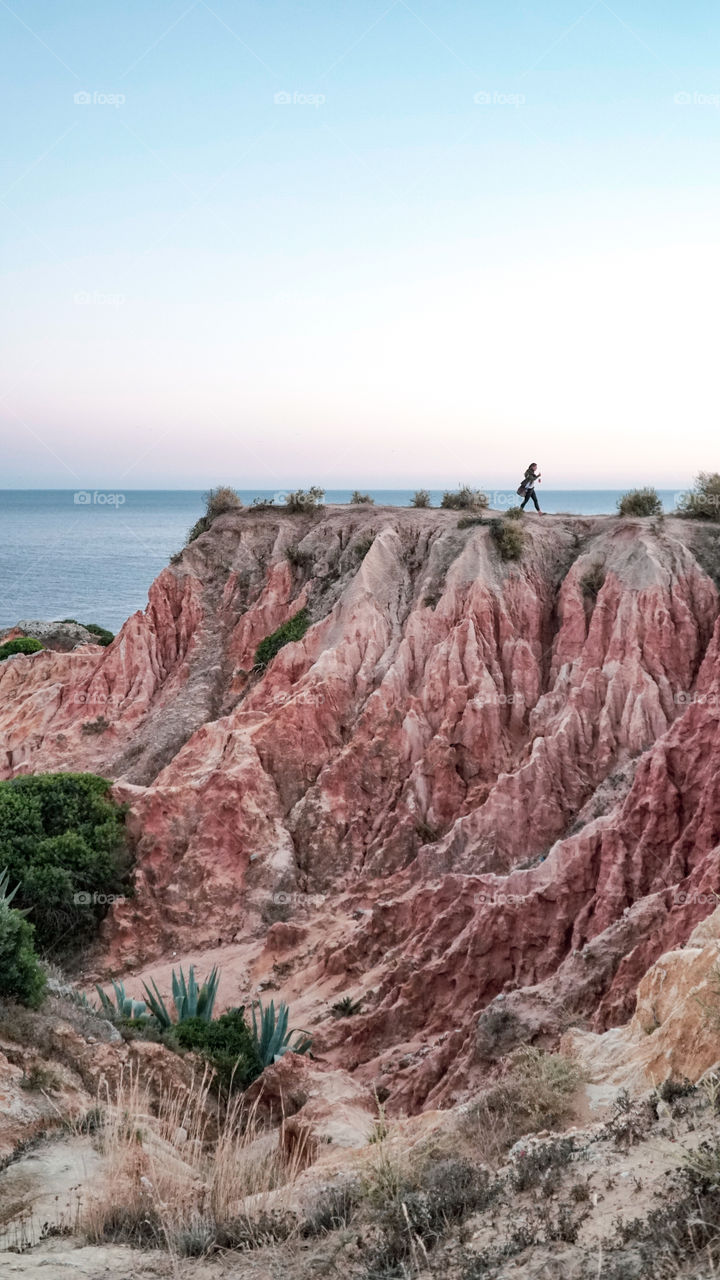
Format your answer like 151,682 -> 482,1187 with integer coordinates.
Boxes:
0,489 -> 686,634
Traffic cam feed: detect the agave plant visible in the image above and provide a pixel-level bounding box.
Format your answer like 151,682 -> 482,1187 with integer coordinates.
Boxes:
250,998 -> 312,1068
142,964 -> 220,1029
95,979 -> 147,1020
0,868 -> 28,913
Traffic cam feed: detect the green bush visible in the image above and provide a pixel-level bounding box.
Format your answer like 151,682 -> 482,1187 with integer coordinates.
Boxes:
0,870 -> 46,1008
0,773 -> 130,956
677,472 -> 720,521
441,486 -> 488,511
62,621 -> 114,646
350,491 -> 374,505
173,1009 -> 262,1092
283,487 -> 325,514
489,518 -> 525,561
410,489 -> 431,508
188,486 -> 242,542
0,637 -> 44,661
254,608 -> 310,670
617,487 -> 663,517
505,506 -> 523,520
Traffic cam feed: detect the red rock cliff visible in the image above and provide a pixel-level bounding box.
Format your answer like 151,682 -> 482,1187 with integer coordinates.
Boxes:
3,507 -> 720,1111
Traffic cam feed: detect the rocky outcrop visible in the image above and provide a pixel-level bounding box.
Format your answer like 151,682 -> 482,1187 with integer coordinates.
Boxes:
3,507 -> 720,1109
0,619 -> 98,652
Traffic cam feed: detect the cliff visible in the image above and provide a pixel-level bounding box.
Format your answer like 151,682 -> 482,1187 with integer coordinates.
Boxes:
3,505 -> 720,1111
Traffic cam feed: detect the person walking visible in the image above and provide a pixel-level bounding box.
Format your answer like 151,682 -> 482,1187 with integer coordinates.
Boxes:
518,463 -> 543,513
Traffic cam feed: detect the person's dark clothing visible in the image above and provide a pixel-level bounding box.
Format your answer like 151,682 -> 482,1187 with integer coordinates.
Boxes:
520,487 -> 540,511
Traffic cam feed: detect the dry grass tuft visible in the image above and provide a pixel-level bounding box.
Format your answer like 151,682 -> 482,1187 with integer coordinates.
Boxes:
459,1045 -> 584,1166
83,1065 -> 304,1258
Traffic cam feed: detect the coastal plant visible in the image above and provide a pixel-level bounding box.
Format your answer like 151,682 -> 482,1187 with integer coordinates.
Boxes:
331,994 -> 363,1018
95,979 -> 147,1021
283,486 -> 325,513
173,1009 -> 262,1092
0,773 -> 130,956
188,486 -> 243,542
285,545 -> 313,570
350,490 -> 374,504
441,485 -> 488,512
249,998 -> 312,1067
81,715 -> 110,735
254,608 -> 310,670
0,869 -> 46,1008
505,505 -> 523,520
353,533 -> 375,560
677,471 -> 720,521
581,562 -> 605,599
457,515 -> 488,530
411,489 -> 431,508
0,636 -> 44,661
82,1070 -> 304,1254
62,620 -> 115,646
617,487 -> 663,517
489,517 -> 525,561
460,1046 -> 584,1165
141,964 -> 220,1029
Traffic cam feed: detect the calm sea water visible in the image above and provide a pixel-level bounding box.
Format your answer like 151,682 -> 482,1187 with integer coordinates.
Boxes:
0,489 -> 685,633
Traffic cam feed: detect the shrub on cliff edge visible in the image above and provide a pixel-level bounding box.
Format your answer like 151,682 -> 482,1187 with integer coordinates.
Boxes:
283,487 -> 325,513
441,485 -> 488,511
0,637 -> 44,661
489,517 -> 525,561
188,486 -> 243,542
617,487 -> 663,517
677,472 -> 720,521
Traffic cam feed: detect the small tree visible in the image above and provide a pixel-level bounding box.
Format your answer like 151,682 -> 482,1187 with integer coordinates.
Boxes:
188,486 -> 243,542
283,487 -> 325,513
617,488 -> 663,517
677,473 -> 720,521
441,485 -> 489,511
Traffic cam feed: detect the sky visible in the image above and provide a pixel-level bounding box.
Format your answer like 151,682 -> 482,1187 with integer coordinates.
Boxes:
1,0 -> 719,490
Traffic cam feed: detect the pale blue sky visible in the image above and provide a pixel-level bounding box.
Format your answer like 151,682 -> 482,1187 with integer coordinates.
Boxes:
2,1 -> 720,488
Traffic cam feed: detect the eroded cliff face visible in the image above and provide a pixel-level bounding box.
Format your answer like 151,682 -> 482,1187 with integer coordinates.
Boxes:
3,506 -> 720,1111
